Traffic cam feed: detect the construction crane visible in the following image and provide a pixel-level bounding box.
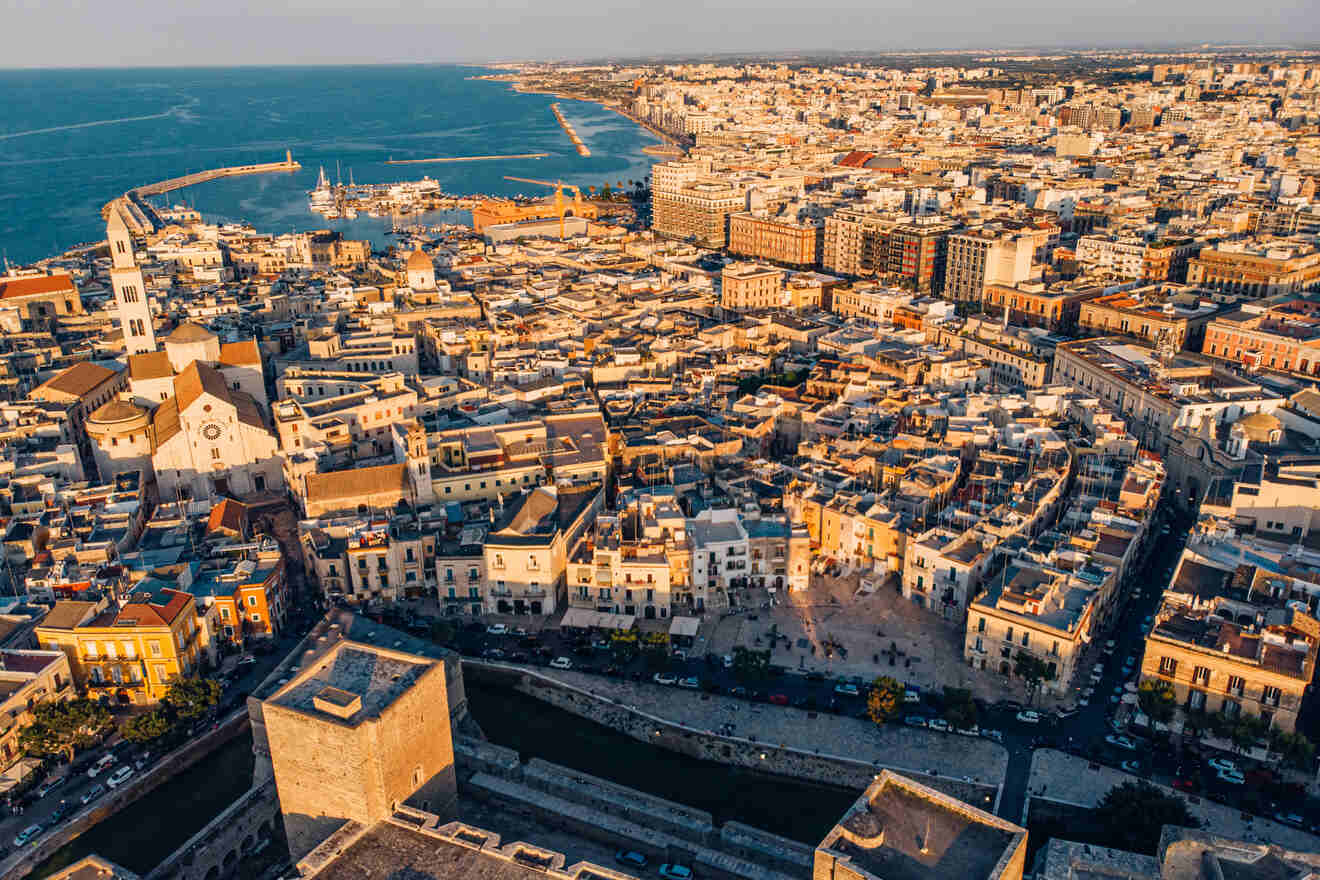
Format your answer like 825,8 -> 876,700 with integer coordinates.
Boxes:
503,177 -> 584,240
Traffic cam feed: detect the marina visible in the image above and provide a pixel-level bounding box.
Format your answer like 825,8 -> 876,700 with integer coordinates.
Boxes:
551,102 -> 591,156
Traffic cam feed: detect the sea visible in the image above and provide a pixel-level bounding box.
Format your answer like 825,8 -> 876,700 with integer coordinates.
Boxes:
0,64 -> 663,265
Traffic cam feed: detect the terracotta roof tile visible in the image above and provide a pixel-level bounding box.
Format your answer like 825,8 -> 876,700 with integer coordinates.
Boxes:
218,340 -> 261,367
32,362 -> 119,401
128,350 -> 174,381
0,274 -> 75,300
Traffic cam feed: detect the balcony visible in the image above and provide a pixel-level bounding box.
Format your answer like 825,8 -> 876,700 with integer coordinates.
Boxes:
490,587 -> 513,598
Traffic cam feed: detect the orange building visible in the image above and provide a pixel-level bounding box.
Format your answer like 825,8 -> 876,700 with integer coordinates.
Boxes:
471,199 -> 597,233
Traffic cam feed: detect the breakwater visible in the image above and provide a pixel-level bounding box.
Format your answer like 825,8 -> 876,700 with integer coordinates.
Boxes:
551,103 -> 590,157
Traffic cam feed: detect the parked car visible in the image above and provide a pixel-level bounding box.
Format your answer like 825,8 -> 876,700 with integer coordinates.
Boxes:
955,724 -> 980,737
1275,812 -> 1305,828
653,673 -> 678,686
905,716 -> 928,728
677,677 -> 700,690
721,655 -> 734,669
1216,768 -> 1246,786
903,689 -> 921,704
1121,760 -> 1142,773
486,624 -> 507,636
87,755 -> 116,778
928,718 -> 951,732
48,799 -> 74,823
1015,710 -> 1042,724
549,657 -> 572,670
615,851 -> 648,869
1105,735 -> 1137,751
81,784 -> 106,805
1172,777 -> 1198,793
106,766 -> 133,789
980,729 -> 1003,743
13,825 -> 42,847
659,864 -> 693,880
768,693 -> 789,706
833,683 -> 860,697
671,649 -> 687,661
35,775 -> 67,799
236,654 -> 257,666
1207,757 -> 1239,775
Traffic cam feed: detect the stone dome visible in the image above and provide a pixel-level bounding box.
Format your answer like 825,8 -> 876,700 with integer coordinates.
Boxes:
166,321 -> 218,344
1232,411 -> 1283,443
406,249 -> 432,270
87,398 -> 150,434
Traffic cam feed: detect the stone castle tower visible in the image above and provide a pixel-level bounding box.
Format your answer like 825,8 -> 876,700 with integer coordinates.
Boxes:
106,208 -> 158,354
251,637 -> 458,860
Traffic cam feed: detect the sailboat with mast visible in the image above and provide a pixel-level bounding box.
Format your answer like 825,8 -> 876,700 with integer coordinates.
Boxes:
308,166 -> 338,217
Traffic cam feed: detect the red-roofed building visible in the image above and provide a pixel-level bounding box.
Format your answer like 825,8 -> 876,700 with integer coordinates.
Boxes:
0,649 -> 73,768
0,272 -> 83,326
35,588 -> 201,706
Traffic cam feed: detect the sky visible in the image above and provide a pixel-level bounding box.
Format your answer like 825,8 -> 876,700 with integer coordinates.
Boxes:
6,0 -> 1320,67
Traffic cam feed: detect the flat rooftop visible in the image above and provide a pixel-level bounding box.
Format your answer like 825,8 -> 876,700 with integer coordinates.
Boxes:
269,642 -> 433,725
818,772 -> 1024,880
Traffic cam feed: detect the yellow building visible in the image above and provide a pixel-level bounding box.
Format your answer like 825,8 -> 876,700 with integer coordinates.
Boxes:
35,589 -> 202,706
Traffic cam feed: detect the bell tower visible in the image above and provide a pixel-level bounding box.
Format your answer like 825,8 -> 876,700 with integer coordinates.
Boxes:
107,208 -> 157,354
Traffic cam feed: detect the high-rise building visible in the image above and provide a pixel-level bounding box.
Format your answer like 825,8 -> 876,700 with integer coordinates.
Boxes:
106,208 -> 157,354
822,211 -> 953,292
942,229 -> 1035,305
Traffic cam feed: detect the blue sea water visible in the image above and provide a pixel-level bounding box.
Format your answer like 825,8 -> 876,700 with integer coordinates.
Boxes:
0,65 -> 661,265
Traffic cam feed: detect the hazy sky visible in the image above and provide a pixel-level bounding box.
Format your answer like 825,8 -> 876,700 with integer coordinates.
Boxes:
7,0 -> 1320,67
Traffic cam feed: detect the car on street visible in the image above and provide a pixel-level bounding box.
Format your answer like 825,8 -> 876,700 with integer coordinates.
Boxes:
928,718 -> 951,732
1172,778 -> 1198,793
237,654 -> 257,666
721,655 -> 733,668
35,775 -> 67,799
677,677 -> 700,689
87,755 -> 116,777
81,784 -> 106,805
671,649 -> 687,661
1104,640 -> 1116,654
904,688 -> 921,704
1275,812 -> 1305,828
486,624 -> 507,636
659,864 -> 693,880
980,729 -> 1003,743
833,683 -> 860,697
48,799 -> 74,823
549,657 -> 572,670
768,693 -> 789,705
1105,735 -> 1137,750
106,766 -> 133,788
905,716 -> 927,728
1015,710 -> 1042,724
653,673 -> 678,685
955,724 -> 979,737
13,825 -> 42,847
1208,757 -> 1239,775
1121,760 -> 1141,773
1216,768 -> 1246,786
615,851 -> 648,869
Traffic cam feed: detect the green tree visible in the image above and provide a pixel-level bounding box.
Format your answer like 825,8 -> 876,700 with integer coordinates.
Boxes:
1137,679 -> 1177,724
601,183 -> 612,200
942,687 -> 978,730
164,678 -> 221,722
1269,729 -> 1316,770
641,631 -> 670,671
122,710 -> 173,745
866,676 -> 905,725
1094,781 -> 1198,854
1013,651 -> 1053,705
18,699 -> 112,761
428,619 -> 456,645
732,646 -> 771,682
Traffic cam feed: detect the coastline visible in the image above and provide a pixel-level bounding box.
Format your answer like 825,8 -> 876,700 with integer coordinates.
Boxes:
479,70 -> 688,152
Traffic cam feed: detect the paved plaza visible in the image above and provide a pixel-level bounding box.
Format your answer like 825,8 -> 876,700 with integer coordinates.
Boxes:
694,574 -> 1038,705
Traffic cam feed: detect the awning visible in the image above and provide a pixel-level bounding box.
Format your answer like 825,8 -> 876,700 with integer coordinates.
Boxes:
0,757 -> 42,795
559,608 -> 636,631
669,616 -> 700,638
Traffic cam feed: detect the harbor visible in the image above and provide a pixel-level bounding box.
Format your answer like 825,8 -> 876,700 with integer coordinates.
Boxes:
551,102 -> 591,156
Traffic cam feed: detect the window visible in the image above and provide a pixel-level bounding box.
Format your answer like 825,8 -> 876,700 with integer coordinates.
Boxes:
1192,665 -> 1210,686
154,664 -> 167,683
221,607 -> 231,620
1020,632 -> 1029,647
210,447 -> 221,460
149,640 -> 162,658
252,613 -> 262,622
1158,656 -> 1177,676
124,643 -> 136,659
977,617 -> 986,633
104,642 -> 117,659
1226,675 -> 1245,697
247,596 -> 258,607
1005,627 -> 1014,643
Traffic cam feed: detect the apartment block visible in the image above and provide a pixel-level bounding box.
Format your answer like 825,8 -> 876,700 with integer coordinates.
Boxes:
728,211 -> 824,268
